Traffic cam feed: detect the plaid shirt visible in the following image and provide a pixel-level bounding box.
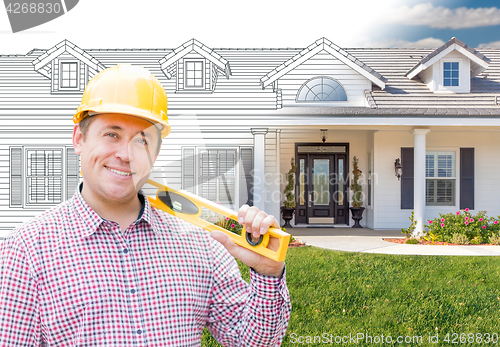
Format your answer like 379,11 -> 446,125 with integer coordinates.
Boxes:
0,186 -> 291,346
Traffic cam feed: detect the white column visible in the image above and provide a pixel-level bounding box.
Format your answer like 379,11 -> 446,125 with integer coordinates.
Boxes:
272,130 -> 281,219
251,128 -> 268,211
411,129 -> 430,236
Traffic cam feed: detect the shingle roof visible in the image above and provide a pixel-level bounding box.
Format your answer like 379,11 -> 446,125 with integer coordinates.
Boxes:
0,39 -> 500,115
260,37 -> 387,89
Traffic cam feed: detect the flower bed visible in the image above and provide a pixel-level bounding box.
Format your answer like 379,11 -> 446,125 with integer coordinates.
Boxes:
402,208 -> 500,245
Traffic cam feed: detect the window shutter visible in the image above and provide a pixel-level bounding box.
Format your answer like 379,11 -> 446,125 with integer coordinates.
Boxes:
460,148 -> 474,210
182,147 -> 196,193
66,147 -> 80,200
239,147 -> 253,207
401,147 -> 414,209
10,147 -> 23,206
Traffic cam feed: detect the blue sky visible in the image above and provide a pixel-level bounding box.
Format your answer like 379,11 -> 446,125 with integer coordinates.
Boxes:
0,0 -> 499,52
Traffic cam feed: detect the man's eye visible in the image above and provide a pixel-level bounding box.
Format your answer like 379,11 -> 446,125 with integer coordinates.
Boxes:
105,133 -> 117,138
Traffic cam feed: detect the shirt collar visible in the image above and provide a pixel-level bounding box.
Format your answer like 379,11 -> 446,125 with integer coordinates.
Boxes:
73,183 -> 160,238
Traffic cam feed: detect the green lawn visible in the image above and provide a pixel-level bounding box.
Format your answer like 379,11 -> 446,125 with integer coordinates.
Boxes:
202,246 -> 500,346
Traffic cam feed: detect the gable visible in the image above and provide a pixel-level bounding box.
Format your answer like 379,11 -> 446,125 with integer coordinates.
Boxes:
260,38 -> 387,90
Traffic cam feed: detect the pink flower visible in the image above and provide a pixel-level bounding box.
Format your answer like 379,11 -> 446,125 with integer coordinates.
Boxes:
465,221 -> 469,226
441,223 -> 445,227
428,220 -> 433,224
479,218 -> 483,222
470,219 -> 474,222
465,208 -> 469,212
211,217 -> 216,221
225,217 -> 230,220
482,226 -> 487,229
456,211 -> 460,215
441,218 -> 445,222
231,224 -> 236,228
495,221 -> 499,225
465,216 -> 469,221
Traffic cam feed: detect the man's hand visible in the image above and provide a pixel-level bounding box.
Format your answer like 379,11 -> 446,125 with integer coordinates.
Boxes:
210,205 -> 285,278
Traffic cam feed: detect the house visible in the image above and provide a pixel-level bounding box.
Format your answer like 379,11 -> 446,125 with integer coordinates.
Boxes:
1,37 -> 499,237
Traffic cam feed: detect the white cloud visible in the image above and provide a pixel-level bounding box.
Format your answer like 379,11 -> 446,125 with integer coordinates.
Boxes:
387,3 -> 500,29
362,37 -> 445,48
478,41 -> 500,49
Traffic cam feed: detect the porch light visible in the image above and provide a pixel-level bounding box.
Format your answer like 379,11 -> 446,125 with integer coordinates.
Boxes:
394,158 -> 403,180
320,129 -> 328,143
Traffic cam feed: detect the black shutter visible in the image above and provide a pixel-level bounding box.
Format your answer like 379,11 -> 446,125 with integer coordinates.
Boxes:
10,147 -> 23,206
182,147 -> 196,193
401,147 -> 414,209
66,147 -> 80,200
239,147 -> 253,207
460,148 -> 474,210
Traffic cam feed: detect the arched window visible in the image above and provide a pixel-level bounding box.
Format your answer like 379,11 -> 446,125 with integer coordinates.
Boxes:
296,77 -> 348,102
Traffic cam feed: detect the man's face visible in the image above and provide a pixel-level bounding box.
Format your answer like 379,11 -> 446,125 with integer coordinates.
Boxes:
73,113 -> 160,205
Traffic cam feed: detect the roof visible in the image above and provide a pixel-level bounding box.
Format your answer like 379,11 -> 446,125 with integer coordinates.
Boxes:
158,39 -> 231,79
406,37 -> 490,80
0,38 -> 499,116
31,39 -> 106,78
260,37 -> 387,90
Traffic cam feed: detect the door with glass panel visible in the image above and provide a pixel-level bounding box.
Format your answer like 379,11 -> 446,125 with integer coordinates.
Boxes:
307,155 -> 335,224
296,152 -> 348,225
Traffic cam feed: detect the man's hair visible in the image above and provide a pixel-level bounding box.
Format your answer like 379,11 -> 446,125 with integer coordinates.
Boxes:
78,113 -> 162,156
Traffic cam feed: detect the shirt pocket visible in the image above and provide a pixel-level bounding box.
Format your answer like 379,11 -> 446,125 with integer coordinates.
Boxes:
48,283 -> 109,346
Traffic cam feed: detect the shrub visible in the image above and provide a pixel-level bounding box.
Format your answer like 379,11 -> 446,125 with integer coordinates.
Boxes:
401,211 -> 417,239
424,209 -> 500,244
451,234 -> 470,245
489,233 -> 500,245
405,238 -> 420,244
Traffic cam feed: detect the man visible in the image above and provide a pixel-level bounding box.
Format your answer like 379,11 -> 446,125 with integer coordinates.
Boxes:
0,64 -> 291,346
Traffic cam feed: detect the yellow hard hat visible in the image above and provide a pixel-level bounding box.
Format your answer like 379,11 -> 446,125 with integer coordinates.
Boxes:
73,64 -> 170,137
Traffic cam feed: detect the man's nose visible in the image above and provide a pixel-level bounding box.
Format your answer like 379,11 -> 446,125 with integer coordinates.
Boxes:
114,140 -> 131,162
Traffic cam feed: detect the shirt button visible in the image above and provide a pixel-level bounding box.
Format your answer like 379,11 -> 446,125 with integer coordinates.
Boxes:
123,248 -> 129,254
137,329 -> 143,335
130,289 -> 136,294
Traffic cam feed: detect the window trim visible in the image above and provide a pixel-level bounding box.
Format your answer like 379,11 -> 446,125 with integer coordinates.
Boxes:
183,59 -> 205,90
295,76 -> 349,103
9,146 -> 80,209
425,148 -> 460,208
439,58 -> 464,92
58,60 -> 80,91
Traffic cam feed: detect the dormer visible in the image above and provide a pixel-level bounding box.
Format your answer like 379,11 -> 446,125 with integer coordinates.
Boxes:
31,40 -> 106,94
405,37 -> 490,94
159,39 -> 231,93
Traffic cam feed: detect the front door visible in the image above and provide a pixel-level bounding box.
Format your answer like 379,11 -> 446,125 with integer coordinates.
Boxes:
295,144 -> 348,225
307,155 -> 334,224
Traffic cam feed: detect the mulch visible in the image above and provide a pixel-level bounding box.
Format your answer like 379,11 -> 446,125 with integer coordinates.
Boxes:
383,238 -> 498,246
288,239 -> 307,248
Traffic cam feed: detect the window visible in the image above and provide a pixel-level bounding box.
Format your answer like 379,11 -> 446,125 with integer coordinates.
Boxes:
426,151 -> 456,206
185,60 -> 204,88
443,62 -> 459,87
60,61 -> 79,89
296,77 -> 347,102
27,149 -> 63,204
9,147 -> 80,207
199,149 -> 237,207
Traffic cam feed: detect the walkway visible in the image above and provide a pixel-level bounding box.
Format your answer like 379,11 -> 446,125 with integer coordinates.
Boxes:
290,227 -> 500,256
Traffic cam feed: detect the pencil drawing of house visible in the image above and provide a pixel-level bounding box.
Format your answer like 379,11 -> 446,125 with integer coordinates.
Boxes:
1,37 -> 500,237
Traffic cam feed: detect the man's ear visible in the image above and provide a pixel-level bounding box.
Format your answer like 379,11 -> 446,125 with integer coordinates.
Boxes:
73,124 -> 83,154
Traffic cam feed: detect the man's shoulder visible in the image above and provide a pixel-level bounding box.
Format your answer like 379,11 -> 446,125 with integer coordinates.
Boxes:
7,199 -> 73,244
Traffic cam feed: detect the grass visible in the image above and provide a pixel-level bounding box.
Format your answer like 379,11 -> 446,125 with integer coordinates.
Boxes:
202,246 -> 500,346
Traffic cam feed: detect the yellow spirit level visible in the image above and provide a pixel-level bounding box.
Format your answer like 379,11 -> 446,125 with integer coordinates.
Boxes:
147,179 -> 290,262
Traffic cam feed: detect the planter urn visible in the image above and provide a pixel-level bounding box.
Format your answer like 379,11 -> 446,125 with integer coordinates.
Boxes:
280,206 -> 295,228
349,206 -> 365,228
